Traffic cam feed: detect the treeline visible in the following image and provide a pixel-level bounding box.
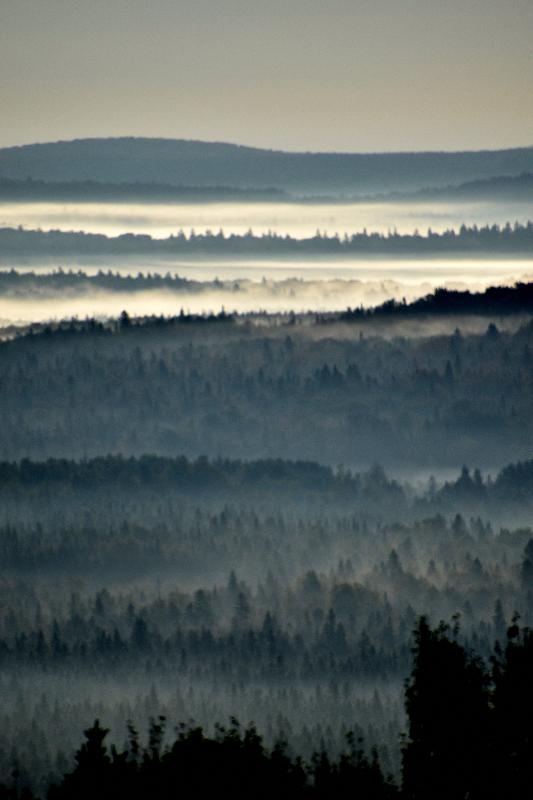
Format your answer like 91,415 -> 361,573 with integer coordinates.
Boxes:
1,221 -> 533,259
0,269 -> 196,296
13,718 -> 397,800
340,282 -> 533,319
362,172 -> 533,204
0,453 -> 532,512
412,170 -> 533,202
0,453 -> 364,494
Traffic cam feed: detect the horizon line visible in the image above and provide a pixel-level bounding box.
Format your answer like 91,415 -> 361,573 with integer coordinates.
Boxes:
1,135 -> 533,158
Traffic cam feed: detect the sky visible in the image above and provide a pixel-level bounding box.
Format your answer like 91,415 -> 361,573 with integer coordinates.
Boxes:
1,0 -> 532,153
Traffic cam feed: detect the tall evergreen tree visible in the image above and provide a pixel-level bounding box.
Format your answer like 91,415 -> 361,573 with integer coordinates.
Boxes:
402,617 -> 490,800
491,619 -> 533,799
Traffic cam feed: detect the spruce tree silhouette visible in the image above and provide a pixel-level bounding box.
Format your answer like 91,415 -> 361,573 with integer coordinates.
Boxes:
491,617 -> 533,799
401,616 -> 490,800
48,720 -> 113,800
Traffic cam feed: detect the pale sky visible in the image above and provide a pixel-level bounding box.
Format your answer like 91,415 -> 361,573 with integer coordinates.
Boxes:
1,0 -> 532,152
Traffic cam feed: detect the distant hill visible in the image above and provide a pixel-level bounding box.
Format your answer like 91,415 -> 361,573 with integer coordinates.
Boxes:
1,138 -> 533,195
411,171 -> 533,202
0,176 -> 287,203
1,171 -> 532,205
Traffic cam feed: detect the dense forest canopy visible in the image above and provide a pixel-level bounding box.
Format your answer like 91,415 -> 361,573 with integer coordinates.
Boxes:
0,310 -> 531,468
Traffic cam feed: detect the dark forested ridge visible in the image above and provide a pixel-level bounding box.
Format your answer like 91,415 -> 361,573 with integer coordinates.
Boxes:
340,282 -> 533,318
0,309 -> 531,468
2,222 -> 533,260
410,170 -> 533,202
1,138 -> 533,194
0,453 -> 532,521
0,453 -> 531,591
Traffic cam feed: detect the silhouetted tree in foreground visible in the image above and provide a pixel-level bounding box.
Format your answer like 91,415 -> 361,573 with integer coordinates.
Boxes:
401,617 -> 490,799
491,618 -> 533,799
402,616 -> 533,800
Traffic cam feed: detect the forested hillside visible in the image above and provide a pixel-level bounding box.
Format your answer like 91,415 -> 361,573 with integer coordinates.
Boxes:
0,312 -> 531,468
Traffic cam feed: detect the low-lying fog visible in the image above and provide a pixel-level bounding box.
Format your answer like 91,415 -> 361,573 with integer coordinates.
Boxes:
2,198 -> 533,238
5,256 -> 533,283
1,273 -> 533,329
1,258 -> 532,326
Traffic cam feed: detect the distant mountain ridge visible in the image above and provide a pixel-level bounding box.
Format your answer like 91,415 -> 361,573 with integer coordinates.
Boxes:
1,137 -> 533,195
